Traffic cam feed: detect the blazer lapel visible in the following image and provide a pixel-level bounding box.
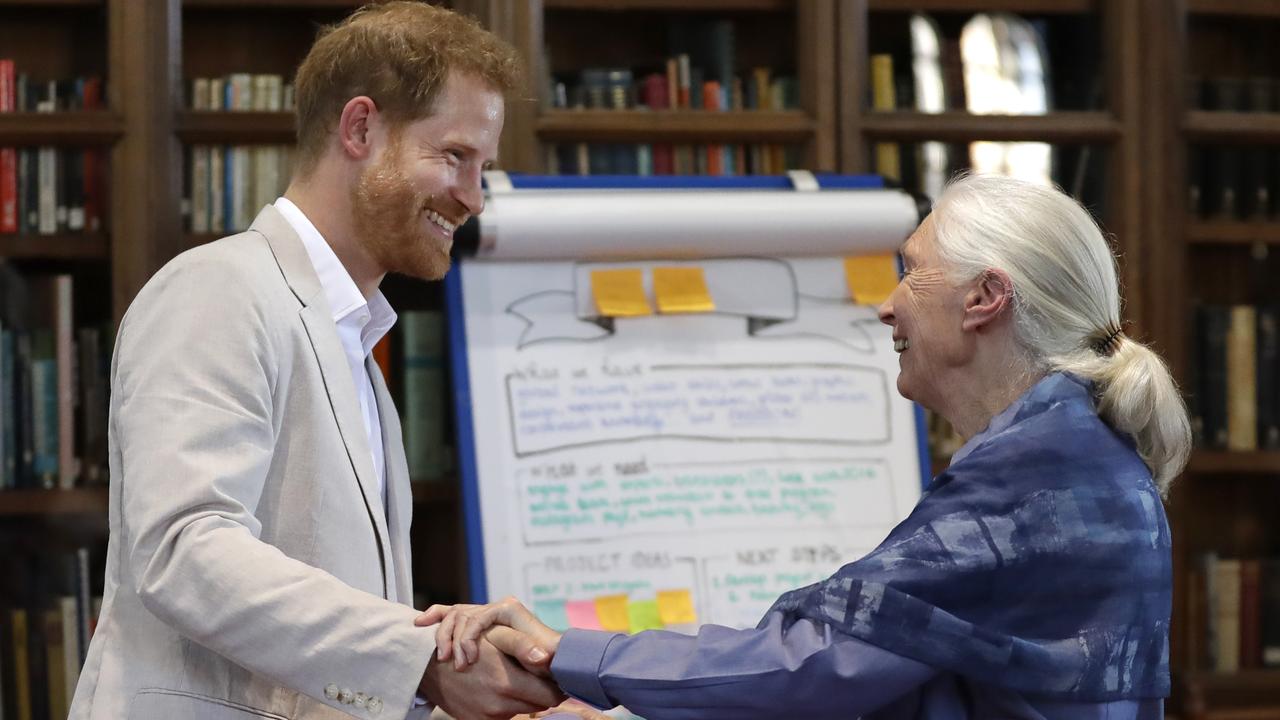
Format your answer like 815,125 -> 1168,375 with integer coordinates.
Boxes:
251,205 -> 395,599
369,357 -> 414,606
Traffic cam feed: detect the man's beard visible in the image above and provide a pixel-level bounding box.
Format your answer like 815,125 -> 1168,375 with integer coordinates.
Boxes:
350,148 -> 452,282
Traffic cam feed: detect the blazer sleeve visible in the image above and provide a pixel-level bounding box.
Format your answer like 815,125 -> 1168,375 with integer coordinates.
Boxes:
113,255 -> 433,719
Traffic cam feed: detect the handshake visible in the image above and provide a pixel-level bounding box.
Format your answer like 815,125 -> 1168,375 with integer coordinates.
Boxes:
415,598 -> 608,720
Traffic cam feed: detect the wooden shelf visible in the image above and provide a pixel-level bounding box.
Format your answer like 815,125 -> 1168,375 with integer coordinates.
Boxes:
182,0 -> 357,7
411,479 -> 458,507
1187,451 -> 1280,474
536,109 -> 814,142
545,0 -> 788,9
1187,221 -> 1280,246
1178,670 -> 1280,717
1187,0 -> 1280,18
0,487 -> 108,516
0,112 -> 124,145
0,233 -> 109,260
1185,112 -> 1280,145
0,0 -> 101,6
860,111 -> 1120,143
176,111 -> 295,144
868,0 -> 1093,13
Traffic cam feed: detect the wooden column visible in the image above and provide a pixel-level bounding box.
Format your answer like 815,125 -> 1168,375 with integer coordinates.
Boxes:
1103,0 -> 1146,340
798,0 -> 838,171
108,0 -> 183,322
837,0 -> 869,173
454,0 -> 543,174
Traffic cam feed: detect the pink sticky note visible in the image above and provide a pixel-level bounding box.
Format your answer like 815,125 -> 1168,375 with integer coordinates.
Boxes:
565,599 -> 604,630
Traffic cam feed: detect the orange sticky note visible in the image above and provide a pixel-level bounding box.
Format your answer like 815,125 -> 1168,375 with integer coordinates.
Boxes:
590,268 -> 651,317
594,594 -> 631,632
653,266 -> 715,314
844,254 -> 899,305
657,589 -> 697,625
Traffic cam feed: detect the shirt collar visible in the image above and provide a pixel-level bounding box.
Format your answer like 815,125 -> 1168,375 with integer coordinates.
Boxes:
274,197 -> 396,355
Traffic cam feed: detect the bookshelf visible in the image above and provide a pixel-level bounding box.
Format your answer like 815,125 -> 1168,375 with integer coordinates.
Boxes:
2,0 -> 1277,716
457,0 -> 838,175
1148,0 -> 1280,717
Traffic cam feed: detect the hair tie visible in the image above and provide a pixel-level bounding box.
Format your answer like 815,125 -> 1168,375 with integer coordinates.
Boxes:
1089,322 -> 1124,356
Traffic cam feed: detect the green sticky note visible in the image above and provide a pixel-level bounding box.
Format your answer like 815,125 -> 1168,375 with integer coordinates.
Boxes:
533,599 -> 570,632
627,599 -> 663,634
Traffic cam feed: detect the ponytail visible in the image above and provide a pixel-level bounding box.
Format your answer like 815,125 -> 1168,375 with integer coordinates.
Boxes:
1055,337 -> 1192,495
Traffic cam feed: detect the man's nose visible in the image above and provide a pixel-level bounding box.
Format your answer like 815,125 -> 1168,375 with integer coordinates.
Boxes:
455,169 -> 485,217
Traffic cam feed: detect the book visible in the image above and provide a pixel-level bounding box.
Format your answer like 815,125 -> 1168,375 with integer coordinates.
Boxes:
1226,305 -> 1258,451
1213,557 -> 1242,673
870,54 -> 901,183
1193,304 -> 1229,449
1240,558 -> 1261,669
11,608 -> 31,720
1258,306 -> 1280,450
0,59 -> 16,234
1262,558 -> 1280,667
401,310 -> 448,481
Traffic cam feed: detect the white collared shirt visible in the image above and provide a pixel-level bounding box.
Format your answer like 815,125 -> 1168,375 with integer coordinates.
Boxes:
274,197 -> 397,506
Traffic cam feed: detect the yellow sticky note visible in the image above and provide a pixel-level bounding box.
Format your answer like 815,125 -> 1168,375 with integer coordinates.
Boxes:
657,589 -> 697,625
627,599 -> 664,633
844,254 -> 899,306
594,594 -> 631,632
591,268 -> 652,317
652,266 -> 715,314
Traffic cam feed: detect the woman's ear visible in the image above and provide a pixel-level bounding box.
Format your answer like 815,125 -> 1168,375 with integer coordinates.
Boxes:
961,268 -> 1014,332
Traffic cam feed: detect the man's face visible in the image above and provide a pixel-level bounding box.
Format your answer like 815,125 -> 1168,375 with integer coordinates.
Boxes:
352,70 -> 504,281
876,216 -> 973,410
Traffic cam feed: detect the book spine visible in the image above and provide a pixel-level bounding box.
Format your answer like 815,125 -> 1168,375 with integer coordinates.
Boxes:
54,275 -> 75,489
1226,305 -> 1258,451
401,311 -> 448,481
1,328 -> 12,489
1262,558 -> 1280,667
1213,557 -> 1241,673
12,608 -> 31,720
1258,305 -> 1280,449
1240,558 -> 1261,669
0,58 -> 15,234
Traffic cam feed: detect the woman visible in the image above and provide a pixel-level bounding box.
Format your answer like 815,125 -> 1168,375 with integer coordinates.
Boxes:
419,175 -> 1191,719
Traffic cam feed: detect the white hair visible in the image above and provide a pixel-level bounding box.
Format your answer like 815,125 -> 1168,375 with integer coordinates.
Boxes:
930,174 -> 1190,494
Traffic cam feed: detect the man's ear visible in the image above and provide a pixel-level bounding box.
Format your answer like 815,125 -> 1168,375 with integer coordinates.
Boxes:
961,268 -> 1014,332
337,96 -> 379,160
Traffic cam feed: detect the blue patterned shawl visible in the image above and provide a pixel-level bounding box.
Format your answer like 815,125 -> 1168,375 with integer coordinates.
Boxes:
766,373 -> 1171,700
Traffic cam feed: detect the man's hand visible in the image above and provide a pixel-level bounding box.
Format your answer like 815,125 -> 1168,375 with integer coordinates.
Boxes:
419,635 -> 564,720
417,597 -> 562,671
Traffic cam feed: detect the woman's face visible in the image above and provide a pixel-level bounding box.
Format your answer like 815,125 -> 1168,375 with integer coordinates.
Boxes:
877,216 -> 974,411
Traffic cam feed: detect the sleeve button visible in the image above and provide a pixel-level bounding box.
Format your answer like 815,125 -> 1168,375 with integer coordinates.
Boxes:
324,683 -> 340,700
338,688 -> 354,704
367,696 -> 383,715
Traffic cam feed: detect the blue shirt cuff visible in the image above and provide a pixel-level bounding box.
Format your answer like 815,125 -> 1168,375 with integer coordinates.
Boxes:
550,628 -> 623,709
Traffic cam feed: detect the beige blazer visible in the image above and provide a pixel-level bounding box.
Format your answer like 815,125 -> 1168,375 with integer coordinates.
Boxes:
69,206 -> 435,719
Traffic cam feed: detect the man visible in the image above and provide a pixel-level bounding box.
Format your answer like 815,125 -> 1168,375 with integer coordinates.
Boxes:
68,4 -> 560,719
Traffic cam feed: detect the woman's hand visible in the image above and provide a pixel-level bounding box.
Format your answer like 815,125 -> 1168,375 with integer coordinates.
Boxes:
525,698 -> 614,719
417,597 -> 563,672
